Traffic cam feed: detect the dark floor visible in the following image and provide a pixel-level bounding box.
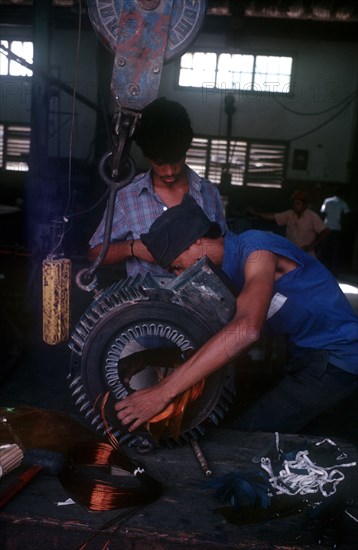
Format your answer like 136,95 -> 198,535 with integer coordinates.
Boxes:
0,251 -> 358,449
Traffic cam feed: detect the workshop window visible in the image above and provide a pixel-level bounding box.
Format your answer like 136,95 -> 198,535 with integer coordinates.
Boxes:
186,137 -> 287,188
0,124 -> 31,171
179,52 -> 293,94
0,40 -> 33,76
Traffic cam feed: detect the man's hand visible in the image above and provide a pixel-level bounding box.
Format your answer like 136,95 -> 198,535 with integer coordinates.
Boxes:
115,384 -> 170,431
115,347 -> 194,431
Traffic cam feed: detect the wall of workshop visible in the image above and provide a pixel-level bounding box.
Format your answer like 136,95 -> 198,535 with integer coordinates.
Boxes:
2,32 -> 109,156
1,21 -> 358,221
0,24 -> 32,205
0,23 -> 106,253
2,25 -> 358,182
47,28 -> 99,161
156,31 -> 358,188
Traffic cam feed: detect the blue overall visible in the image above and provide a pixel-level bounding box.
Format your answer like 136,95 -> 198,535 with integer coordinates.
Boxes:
222,230 -> 358,432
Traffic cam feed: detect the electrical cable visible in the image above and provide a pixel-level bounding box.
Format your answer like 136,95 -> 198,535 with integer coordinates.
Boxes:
76,505 -> 144,550
41,2 -> 83,344
63,188 -> 109,219
48,0 -> 83,258
48,6 -> 116,226
218,89 -> 357,167
274,89 -> 358,116
64,0 -> 82,221
289,92 -> 357,142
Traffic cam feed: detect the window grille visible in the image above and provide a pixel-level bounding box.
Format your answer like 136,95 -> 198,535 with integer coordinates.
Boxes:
186,137 -> 287,188
0,124 -> 31,171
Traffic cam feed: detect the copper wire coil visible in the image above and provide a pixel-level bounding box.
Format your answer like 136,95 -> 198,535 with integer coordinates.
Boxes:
60,442 -> 161,511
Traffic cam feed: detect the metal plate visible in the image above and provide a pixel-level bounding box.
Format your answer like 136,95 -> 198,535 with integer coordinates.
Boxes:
87,0 -> 207,61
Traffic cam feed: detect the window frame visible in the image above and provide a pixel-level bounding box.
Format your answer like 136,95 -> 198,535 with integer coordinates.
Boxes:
177,49 -> 295,96
0,38 -> 33,77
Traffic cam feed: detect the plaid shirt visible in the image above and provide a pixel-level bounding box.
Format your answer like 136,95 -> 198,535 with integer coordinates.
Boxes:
89,165 -> 227,278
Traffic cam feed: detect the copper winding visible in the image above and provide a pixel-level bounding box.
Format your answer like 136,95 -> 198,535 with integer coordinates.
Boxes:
96,391 -> 123,451
96,363 -> 205,444
60,377 -> 206,533
60,441 -> 161,511
149,380 -> 205,423
69,358 -> 205,510
148,379 -> 205,440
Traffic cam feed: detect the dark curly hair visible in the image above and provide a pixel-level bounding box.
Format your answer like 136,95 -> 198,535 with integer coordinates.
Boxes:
134,97 -> 193,163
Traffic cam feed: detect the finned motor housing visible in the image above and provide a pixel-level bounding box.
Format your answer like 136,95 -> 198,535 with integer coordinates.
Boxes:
68,258 -> 237,449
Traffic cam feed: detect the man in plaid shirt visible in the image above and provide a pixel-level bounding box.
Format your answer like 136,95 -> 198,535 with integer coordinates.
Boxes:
88,97 -> 227,280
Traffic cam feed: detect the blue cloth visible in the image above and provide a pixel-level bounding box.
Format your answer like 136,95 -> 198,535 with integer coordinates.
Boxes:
89,166 -> 227,278
222,230 -> 358,432
222,230 -> 358,374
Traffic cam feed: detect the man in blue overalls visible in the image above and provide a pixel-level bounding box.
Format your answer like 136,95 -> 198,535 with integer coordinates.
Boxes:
115,195 -> 358,434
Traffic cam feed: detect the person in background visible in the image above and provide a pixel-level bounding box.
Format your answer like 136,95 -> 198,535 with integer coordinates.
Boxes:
88,97 -> 227,279
246,190 -> 330,257
318,186 -> 351,275
114,195 -> 358,434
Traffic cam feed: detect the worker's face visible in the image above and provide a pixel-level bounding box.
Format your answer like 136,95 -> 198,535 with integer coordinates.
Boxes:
168,241 -> 204,275
292,199 -> 307,215
169,237 -> 223,275
148,157 -> 186,185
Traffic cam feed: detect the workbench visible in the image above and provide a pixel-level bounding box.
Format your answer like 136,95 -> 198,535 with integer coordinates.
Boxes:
0,411 -> 357,549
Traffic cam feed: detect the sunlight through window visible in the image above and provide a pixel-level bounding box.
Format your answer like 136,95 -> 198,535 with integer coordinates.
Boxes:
179,51 -> 292,93
0,40 -> 33,76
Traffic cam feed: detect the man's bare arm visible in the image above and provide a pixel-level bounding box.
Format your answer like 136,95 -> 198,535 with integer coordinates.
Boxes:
88,239 -> 156,265
115,250 -> 277,431
246,207 -> 276,222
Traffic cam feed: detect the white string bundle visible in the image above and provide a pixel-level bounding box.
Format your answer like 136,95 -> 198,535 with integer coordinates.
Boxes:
0,444 -> 24,479
260,435 -> 357,499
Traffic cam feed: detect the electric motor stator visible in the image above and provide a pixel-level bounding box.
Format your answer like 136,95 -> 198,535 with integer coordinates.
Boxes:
68,258 -> 237,449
